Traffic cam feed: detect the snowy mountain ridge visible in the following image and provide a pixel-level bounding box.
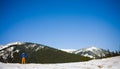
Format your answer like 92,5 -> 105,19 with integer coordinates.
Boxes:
0,42 -> 25,50
0,42 -> 109,59
73,46 -> 101,54
0,42 -> 45,51
72,46 -> 108,58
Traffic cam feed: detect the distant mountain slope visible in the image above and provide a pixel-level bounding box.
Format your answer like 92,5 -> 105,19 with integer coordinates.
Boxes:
60,49 -> 76,53
0,42 -> 91,63
72,46 -> 108,58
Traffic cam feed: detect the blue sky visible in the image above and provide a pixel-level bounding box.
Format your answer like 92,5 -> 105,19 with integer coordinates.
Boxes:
0,0 -> 120,51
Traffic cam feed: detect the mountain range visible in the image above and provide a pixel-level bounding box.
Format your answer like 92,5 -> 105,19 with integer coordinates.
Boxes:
0,42 -> 91,63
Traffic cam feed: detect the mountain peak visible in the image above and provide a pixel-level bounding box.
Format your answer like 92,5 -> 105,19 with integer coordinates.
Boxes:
73,46 -> 108,58
86,46 -> 99,51
89,46 -> 98,49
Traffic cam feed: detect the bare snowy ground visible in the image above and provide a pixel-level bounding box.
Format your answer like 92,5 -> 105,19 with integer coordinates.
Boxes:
0,56 -> 120,69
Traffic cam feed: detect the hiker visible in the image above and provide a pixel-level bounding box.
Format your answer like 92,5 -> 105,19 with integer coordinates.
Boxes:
21,53 -> 27,64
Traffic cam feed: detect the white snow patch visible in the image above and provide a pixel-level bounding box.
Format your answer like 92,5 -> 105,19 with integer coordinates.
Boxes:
7,42 -> 25,46
83,53 -> 94,58
15,50 -> 20,53
35,46 -> 44,51
0,45 -> 10,50
86,46 -> 99,51
7,47 -> 14,51
60,49 -> 76,53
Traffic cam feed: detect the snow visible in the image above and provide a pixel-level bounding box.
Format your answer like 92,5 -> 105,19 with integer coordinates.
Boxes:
0,42 -> 24,50
86,46 -> 99,51
60,49 -> 76,53
74,46 -> 99,54
73,46 -> 108,58
0,45 -> 10,50
35,46 -> 44,51
0,56 -> 119,69
74,49 -> 84,54
83,53 -> 94,58
6,42 -> 25,46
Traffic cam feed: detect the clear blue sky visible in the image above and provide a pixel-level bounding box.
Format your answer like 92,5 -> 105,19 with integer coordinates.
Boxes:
0,0 -> 120,51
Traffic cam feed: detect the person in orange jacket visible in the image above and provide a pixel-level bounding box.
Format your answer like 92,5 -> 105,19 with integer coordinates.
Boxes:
21,53 -> 27,64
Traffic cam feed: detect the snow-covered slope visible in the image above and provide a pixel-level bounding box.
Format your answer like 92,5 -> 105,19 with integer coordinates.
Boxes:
0,42 -> 24,50
60,49 -> 76,53
73,46 -> 108,58
0,56 -> 119,69
0,42 -> 44,51
0,42 -> 45,56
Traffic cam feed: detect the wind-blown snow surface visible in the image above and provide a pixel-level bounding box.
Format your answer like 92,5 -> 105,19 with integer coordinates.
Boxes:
0,56 -> 120,69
